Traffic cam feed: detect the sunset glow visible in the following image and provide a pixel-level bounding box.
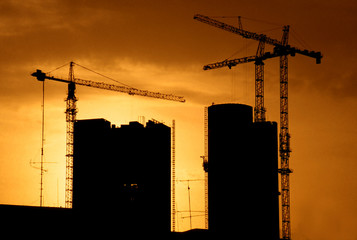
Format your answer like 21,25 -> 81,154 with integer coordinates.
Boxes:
0,0 -> 356,238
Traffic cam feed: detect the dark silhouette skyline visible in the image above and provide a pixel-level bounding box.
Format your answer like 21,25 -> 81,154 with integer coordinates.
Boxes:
0,1 -> 355,239
1,104 -> 281,239
0,118 -> 172,238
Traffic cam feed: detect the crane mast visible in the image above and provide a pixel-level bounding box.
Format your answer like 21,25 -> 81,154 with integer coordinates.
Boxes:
194,14 -> 322,240
279,25 -> 292,240
65,62 -> 77,208
172,120 -> 176,232
203,106 -> 209,229
255,40 -> 266,122
32,62 -> 185,209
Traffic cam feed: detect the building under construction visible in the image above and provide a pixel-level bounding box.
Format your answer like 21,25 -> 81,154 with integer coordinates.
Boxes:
206,103 -> 279,240
72,118 -> 171,235
173,103 -> 280,240
0,118 -> 171,237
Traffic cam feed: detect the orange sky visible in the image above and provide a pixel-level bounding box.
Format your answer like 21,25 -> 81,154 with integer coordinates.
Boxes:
0,0 -> 357,238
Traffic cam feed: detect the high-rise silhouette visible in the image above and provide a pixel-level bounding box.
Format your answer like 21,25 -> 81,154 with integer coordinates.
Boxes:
72,119 -> 171,235
208,103 -> 279,239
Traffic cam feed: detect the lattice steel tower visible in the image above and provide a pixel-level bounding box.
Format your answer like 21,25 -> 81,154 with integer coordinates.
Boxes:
194,14 -> 322,239
278,25 -> 293,239
65,62 -> 77,208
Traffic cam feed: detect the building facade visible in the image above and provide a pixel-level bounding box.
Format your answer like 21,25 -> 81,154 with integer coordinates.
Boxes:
208,103 -> 279,239
73,119 -> 171,234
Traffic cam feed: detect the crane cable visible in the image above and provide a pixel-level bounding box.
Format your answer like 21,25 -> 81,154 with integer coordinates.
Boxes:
74,62 -> 134,88
46,62 -> 71,74
210,15 -> 282,27
290,27 -> 312,50
46,61 -> 135,89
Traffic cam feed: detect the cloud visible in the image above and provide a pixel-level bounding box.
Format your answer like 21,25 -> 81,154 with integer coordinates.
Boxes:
1,1 -> 357,236
0,0 -> 256,68
1,0 -> 356,109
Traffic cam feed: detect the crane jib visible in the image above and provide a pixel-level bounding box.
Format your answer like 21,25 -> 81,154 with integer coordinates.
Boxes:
31,69 -> 186,103
193,14 -> 322,64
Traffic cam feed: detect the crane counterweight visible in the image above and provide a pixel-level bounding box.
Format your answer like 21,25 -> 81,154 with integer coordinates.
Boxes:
32,70 -> 46,81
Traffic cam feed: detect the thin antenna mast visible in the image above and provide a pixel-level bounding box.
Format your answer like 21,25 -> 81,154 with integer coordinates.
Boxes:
177,179 -> 204,230
40,80 -> 45,206
187,180 -> 192,230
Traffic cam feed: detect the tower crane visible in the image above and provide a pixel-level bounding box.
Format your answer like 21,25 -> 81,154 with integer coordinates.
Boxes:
194,14 -> 322,240
31,62 -> 185,208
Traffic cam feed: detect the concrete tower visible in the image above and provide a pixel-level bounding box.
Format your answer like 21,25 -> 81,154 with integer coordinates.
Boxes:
208,103 -> 279,239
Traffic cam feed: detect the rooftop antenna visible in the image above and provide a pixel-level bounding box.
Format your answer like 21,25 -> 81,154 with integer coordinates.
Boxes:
177,179 -> 204,230
31,80 -> 56,206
